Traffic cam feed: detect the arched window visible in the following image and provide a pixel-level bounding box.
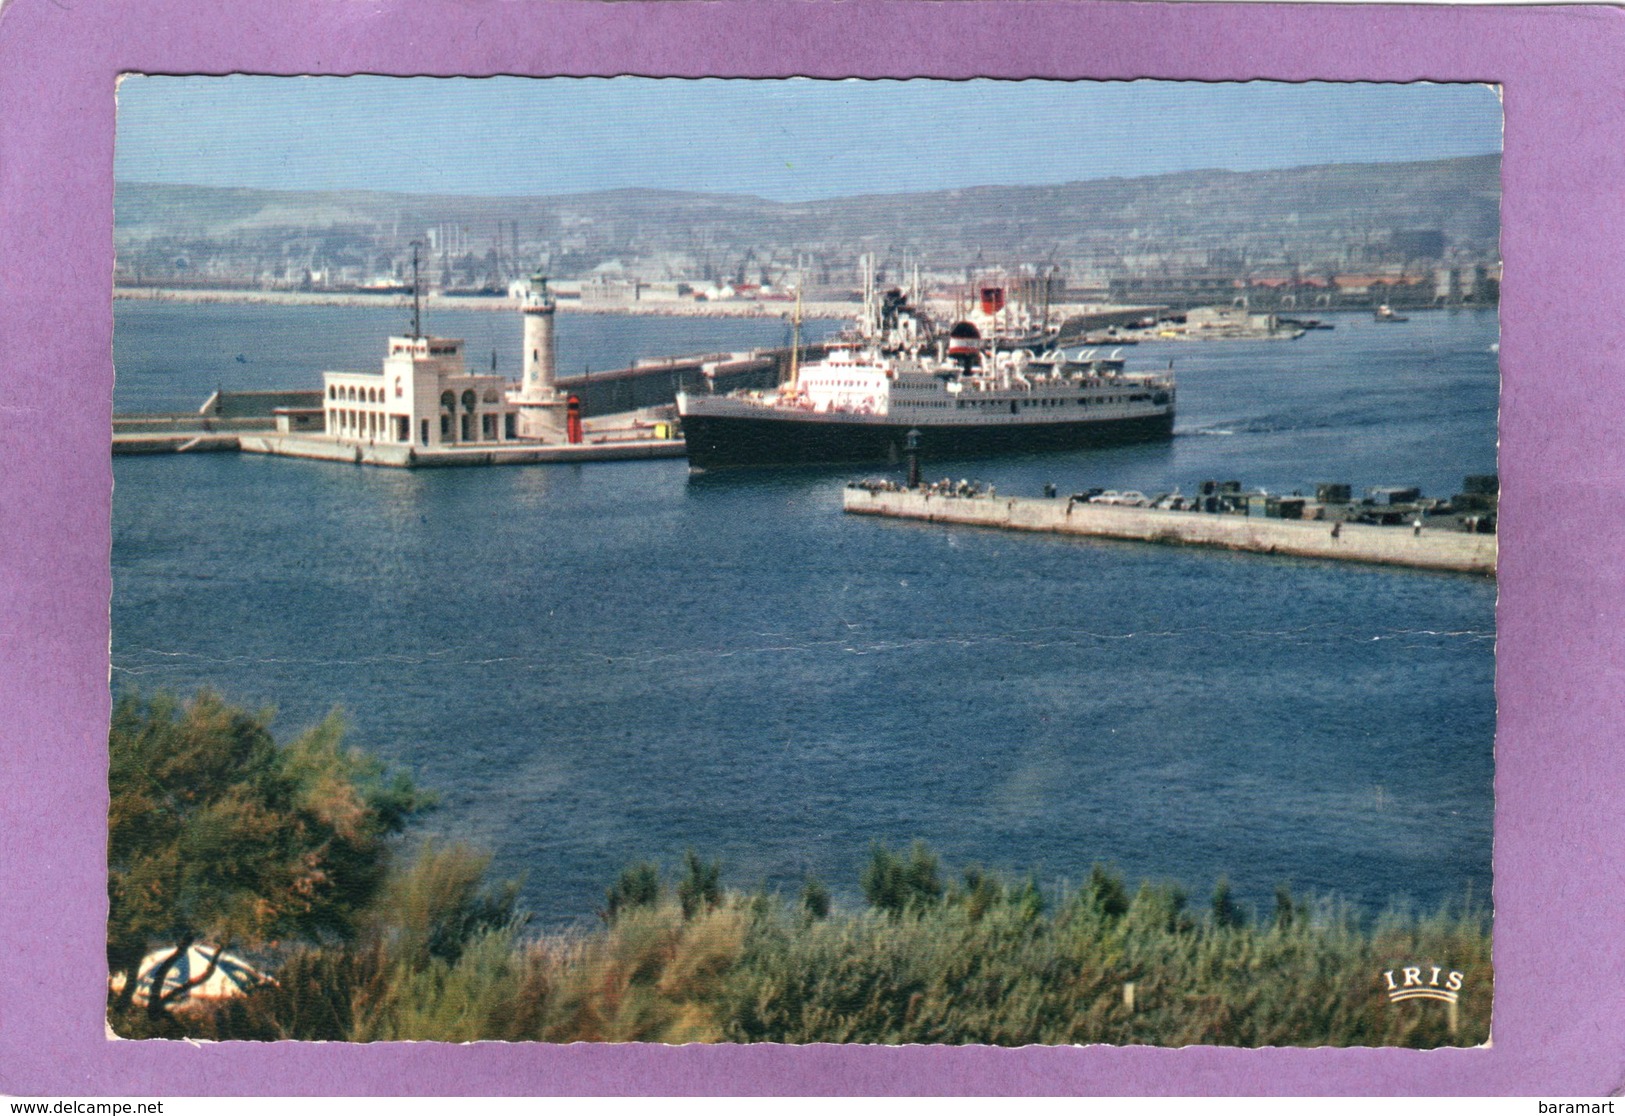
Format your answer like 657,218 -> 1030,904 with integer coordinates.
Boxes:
440,391 -> 456,411
462,389 -> 477,412
327,385 -> 336,400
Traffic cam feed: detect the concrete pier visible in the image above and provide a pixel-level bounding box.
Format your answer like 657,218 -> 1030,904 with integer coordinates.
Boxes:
112,387 -> 686,466
115,420 -> 686,465
237,432 -> 684,468
843,487 -> 1496,575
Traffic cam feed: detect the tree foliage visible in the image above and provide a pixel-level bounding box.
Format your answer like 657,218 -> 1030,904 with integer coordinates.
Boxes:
133,835 -> 1491,1048
1211,876 -> 1246,929
1083,863 -> 1130,919
603,862 -> 661,924
861,841 -> 944,915
800,876 -> 831,920
370,840 -> 523,970
676,850 -> 722,920
107,689 -> 430,1020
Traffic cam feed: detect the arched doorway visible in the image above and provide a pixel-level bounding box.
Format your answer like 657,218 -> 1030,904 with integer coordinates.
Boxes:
440,391 -> 456,442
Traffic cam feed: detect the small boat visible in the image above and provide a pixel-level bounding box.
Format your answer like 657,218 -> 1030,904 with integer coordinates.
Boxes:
1373,304 -> 1409,323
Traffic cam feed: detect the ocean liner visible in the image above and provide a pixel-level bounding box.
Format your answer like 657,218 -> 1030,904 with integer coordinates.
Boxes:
676,279 -> 1175,470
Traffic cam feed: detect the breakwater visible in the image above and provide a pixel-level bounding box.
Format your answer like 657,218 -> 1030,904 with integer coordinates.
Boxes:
843,486 -> 1496,575
113,285 -> 851,319
113,388 -> 686,466
558,344 -> 825,416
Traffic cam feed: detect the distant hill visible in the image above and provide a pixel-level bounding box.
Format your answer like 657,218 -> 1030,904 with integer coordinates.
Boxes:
115,154 -> 1500,286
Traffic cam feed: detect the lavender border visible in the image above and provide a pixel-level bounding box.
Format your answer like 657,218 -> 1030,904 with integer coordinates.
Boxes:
2,0 -> 1621,1096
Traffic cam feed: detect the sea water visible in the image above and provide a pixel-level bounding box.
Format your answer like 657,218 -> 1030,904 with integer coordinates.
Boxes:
112,302 -> 1498,926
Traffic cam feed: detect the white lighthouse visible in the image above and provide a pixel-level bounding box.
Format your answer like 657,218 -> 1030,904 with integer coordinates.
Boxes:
512,271 -> 566,439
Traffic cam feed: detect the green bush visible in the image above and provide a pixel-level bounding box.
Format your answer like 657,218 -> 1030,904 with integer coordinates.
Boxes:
604,862 -> 661,924
800,876 -> 831,920
1084,863 -> 1130,919
373,841 -> 523,969
187,854 -> 1495,1046
677,850 -> 722,920
861,841 -> 944,915
106,690 -> 429,1029
109,700 -> 1489,1048
1211,877 -> 1245,929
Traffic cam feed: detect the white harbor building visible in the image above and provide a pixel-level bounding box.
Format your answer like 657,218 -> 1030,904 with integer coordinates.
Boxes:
242,270 -> 682,468
316,271 -> 561,449
323,335 -> 522,448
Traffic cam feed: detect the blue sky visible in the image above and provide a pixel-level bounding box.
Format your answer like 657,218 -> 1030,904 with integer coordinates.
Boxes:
115,76 -> 1502,202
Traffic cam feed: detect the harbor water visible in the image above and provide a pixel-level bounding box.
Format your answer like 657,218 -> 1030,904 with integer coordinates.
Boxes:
112,302 -> 1499,926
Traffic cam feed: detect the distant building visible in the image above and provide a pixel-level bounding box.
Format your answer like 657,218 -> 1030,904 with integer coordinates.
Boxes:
1108,273 -> 1242,310
1183,305 -> 1297,337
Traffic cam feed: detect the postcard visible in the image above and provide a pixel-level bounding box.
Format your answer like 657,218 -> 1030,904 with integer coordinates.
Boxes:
4,0 -> 1624,1098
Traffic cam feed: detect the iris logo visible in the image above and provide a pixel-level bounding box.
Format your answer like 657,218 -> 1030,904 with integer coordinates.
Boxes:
1383,965 -> 1465,1004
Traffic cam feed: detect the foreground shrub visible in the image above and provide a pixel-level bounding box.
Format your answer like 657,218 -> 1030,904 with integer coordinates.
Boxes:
108,703 -> 1489,1052
860,841 -> 944,915
676,851 -> 722,920
107,690 -> 429,1031
187,855 -> 1486,1047
604,862 -> 661,924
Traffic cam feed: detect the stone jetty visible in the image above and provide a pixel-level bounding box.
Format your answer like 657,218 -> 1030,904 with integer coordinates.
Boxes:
842,486 -> 1496,575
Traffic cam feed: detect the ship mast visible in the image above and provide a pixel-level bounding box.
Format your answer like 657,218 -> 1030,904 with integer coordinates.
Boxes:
409,241 -> 424,340
860,252 -> 879,342
785,283 -> 803,393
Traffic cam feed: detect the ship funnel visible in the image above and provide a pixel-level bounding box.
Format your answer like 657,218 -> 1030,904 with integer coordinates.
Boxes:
947,320 -> 981,371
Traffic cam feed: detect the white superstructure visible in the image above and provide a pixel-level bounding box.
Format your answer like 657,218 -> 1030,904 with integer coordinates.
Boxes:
716,345 -> 1171,425
791,344 -> 898,415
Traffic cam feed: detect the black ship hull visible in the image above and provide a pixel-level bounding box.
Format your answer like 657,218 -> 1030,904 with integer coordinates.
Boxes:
680,410 -> 1175,470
